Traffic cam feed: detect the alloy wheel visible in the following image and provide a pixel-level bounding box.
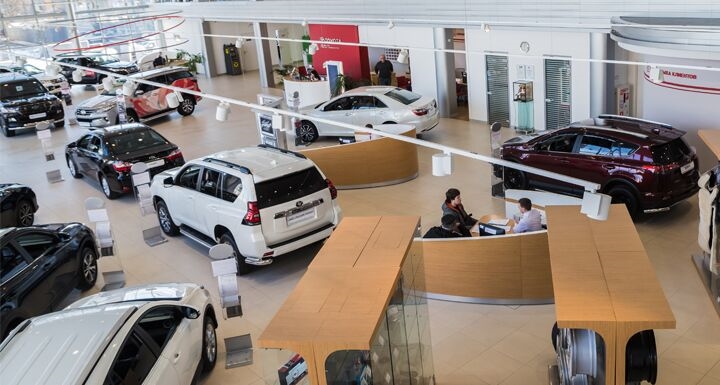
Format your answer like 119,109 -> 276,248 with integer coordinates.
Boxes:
17,202 -> 34,226
82,250 -> 97,283
101,176 -> 112,197
204,322 -> 217,364
158,206 -> 172,232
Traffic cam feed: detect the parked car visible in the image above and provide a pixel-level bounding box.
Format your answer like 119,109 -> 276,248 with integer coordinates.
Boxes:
0,62 -> 71,103
150,145 -> 342,274
65,123 -> 185,199
0,73 -> 65,137
498,114 -> 700,218
297,86 -> 439,143
0,223 -> 98,340
0,283 -> 217,384
0,183 -> 38,227
75,66 -> 201,128
54,53 -> 139,84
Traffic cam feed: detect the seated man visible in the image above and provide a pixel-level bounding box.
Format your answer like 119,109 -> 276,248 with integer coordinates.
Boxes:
513,198 -> 543,233
423,214 -> 469,239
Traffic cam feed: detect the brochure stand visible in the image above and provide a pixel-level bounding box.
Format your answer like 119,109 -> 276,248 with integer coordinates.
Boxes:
36,122 -> 64,184
254,94 -> 287,149
84,197 -> 125,291
489,121 -> 505,198
208,244 -> 253,369
131,162 -> 167,247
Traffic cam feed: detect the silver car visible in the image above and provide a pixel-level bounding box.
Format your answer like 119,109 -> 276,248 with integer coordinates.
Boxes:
297,86 -> 439,143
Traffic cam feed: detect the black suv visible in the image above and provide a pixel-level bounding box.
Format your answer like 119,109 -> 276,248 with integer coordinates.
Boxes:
0,73 -> 65,137
54,53 -> 139,84
499,115 -> 699,218
65,123 -> 185,199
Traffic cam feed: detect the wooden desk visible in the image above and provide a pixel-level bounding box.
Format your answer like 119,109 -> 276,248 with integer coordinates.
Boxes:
546,205 -> 675,385
471,214 -> 515,235
699,130 -> 720,158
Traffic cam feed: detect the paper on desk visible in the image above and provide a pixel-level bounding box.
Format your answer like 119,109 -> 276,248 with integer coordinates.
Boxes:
488,218 -> 510,226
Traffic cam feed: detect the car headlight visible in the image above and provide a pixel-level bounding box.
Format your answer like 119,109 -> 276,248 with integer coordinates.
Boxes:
0,106 -> 19,114
100,104 -> 115,112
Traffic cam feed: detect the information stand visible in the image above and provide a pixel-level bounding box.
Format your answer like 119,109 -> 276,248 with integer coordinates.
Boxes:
131,162 -> 167,247
84,197 -> 124,291
489,121 -> 505,198
254,94 -> 287,149
36,122 -> 63,184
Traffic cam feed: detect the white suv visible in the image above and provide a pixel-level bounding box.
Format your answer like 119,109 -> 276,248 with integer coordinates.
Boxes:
150,145 -> 343,274
0,283 -> 218,385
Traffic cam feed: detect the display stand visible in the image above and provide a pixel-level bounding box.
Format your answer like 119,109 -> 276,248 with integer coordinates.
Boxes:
489,121 -> 505,198
84,197 -> 124,291
208,244 -> 252,369
131,162 -> 167,247
254,94 -> 287,149
513,80 -> 534,134
36,122 -> 64,184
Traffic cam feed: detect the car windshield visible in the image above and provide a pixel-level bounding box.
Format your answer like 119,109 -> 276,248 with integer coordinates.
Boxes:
651,138 -> 692,165
383,88 -> 421,105
105,129 -> 169,155
94,55 -> 120,65
21,64 -> 43,75
0,79 -> 46,99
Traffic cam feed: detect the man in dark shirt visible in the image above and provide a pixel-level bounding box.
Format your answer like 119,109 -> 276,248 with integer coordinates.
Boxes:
423,214 -> 468,239
374,54 -> 393,86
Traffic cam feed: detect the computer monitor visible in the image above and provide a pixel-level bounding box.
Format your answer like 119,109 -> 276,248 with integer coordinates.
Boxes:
477,222 -> 506,236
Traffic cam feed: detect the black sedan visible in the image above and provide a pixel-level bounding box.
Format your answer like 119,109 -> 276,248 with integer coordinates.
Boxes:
65,123 -> 185,199
0,223 -> 98,339
0,184 -> 38,228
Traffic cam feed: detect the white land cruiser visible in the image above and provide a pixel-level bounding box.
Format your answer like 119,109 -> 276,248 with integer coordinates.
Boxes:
150,145 -> 342,274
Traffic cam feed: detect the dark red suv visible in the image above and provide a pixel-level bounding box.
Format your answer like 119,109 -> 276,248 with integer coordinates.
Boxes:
499,114 -> 700,218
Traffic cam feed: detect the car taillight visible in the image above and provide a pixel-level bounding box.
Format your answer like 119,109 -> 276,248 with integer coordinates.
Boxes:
642,163 -> 678,174
165,149 -> 183,161
412,107 -> 429,116
326,178 -> 337,199
112,161 -> 132,173
243,201 -> 261,225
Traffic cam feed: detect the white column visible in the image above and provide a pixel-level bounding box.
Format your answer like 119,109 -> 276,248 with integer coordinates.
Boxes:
433,28 -> 457,118
590,32 -> 608,117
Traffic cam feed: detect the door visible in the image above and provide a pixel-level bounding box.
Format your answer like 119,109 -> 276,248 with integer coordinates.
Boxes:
15,231 -> 75,309
525,131 -> 581,193
318,96 -> 354,136
350,95 -> 380,128
132,75 -> 166,118
194,167 -> 223,235
486,55 -> 510,127
545,59 -> 572,130
170,165 -> 202,229
1,242 -> 34,331
76,135 -> 103,177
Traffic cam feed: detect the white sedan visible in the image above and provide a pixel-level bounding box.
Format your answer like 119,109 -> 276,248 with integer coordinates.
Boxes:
297,86 -> 439,143
0,283 -> 218,385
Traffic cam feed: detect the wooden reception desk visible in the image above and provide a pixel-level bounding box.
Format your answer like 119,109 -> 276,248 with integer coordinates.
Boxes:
299,125 -> 419,189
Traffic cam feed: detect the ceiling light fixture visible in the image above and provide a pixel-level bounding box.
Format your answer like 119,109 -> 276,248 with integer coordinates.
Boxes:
388,20 -> 395,29
483,23 -> 491,32
235,38 -> 243,48
308,43 -> 319,55
301,19 -> 307,27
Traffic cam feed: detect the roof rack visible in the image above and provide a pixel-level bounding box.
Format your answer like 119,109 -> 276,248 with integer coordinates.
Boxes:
257,144 -> 307,159
202,158 -> 252,174
597,114 -> 674,130
585,126 -> 648,139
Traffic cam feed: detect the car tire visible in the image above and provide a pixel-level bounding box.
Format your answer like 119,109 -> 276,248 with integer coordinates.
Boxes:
503,165 -> 527,189
54,120 -> 65,128
156,200 -> 180,235
607,186 -> 640,220
76,244 -> 98,290
381,121 -> 397,125
297,121 -> 319,143
177,96 -> 196,116
125,109 -> 139,124
219,232 -> 252,275
201,315 -> 217,373
16,199 -> 35,227
99,174 -> 118,199
67,157 -> 82,178
1,119 -> 14,137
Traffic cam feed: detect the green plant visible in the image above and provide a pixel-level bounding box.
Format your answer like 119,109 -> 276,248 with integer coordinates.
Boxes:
175,50 -> 205,74
332,75 -> 371,96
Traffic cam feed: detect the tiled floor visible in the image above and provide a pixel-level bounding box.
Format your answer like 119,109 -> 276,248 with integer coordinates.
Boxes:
2,71 -> 719,385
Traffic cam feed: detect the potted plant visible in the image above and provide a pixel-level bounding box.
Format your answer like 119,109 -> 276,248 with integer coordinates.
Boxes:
175,50 -> 205,74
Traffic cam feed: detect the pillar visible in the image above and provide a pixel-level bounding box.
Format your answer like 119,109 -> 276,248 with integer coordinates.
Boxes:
254,22 -> 276,89
590,32 -> 608,117
433,28 -> 457,118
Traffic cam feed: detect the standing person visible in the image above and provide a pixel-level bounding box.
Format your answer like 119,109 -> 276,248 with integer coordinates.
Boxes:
441,188 -> 477,236
423,214 -> 468,238
374,54 -> 393,86
513,198 -> 543,233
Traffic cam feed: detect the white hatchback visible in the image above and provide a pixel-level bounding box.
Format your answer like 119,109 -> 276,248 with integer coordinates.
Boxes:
297,86 -> 439,143
150,145 -> 343,274
0,283 -> 218,385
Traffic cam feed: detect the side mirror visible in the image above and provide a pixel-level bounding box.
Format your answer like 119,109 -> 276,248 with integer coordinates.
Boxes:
134,90 -> 144,96
181,306 -> 200,319
163,176 -> 174,186
67,142 -> 77,148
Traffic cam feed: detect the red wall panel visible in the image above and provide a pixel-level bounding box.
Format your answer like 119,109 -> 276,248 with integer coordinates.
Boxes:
308,24 -> 370,81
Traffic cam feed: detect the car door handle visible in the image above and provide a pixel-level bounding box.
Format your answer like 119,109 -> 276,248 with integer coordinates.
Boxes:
602,164 -> 615,170
560,159 -> 571,164
42,262 -> 53,270
173,352 -> 181,363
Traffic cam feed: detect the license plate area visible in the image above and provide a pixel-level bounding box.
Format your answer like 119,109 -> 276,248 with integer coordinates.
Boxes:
286,207 -> 317,226
29,112 -> 47,119
680,162 -> 694,174
146,159 -> 165,168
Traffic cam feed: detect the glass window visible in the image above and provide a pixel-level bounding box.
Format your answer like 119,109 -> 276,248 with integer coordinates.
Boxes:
220,173 -> 242,203
104,331 -> 158,385
78,135 -> 93,150
166,71 -> 193,83
578,135 -> 614,156
1,244 -> 28,283
540,134 -> 577,153
200,168 -> 221,198
105,129 -> 169,156
255,167 -> 327,209
350,96 -> 376,110
136,306 -> 183,351
324,97 -> 352,111
0,80 -> 46,99
372,97 -> 387,108
177,165 -> 201,190
610,142 -> 639,157
651,138 -> 693,165
383,89 -> 421,105
15,233 -> 57,259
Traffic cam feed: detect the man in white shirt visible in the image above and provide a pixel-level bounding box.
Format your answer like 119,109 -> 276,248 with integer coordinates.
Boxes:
514,198 -> 543,233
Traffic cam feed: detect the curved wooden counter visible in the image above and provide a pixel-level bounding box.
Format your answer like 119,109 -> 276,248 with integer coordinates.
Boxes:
421,231 -> 554,304
299,126 -> 419,189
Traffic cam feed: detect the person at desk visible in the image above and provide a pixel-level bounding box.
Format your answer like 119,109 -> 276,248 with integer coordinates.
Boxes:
442,188 -> 477,237
423,214 -> 468,238
374,54 -> 393,86
513,198 -> 543,233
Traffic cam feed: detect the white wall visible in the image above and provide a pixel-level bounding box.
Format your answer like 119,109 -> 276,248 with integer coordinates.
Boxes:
367,47 -> 410,77
206,21 -> 256,75
631,53 -> 720,171
465,29 -> 591,130
163,18 -> 207,74
359,26 -> 438,103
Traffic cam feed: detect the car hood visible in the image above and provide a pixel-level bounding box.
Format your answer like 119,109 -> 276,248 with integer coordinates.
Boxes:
32,73 -> 62,82
0,93 -> 57,106
502,132 -> 542,146
76,94 -> 115,110
66,283 -> 199,309
102,61 -> 137,70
